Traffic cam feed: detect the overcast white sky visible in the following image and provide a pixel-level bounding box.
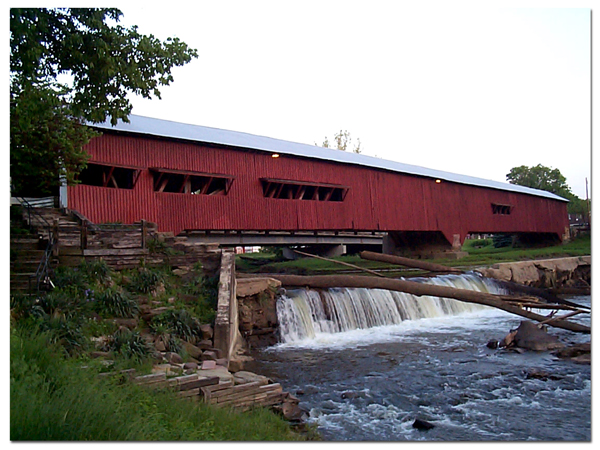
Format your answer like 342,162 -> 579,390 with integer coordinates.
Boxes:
8,1 -> 592,199
113,0 -> 592,199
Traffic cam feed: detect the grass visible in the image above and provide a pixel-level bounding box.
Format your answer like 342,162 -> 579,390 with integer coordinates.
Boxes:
10,324 -> 303,441
448,234 -> 591,267
10,254 -> 307,441
236,234 -> 591,276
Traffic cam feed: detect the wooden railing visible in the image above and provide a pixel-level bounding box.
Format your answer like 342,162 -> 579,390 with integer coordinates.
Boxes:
12,195 -> 58,293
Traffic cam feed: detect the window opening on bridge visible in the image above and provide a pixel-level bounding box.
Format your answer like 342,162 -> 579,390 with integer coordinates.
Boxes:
151,168 -> 234,195
492,203 -> 513,215
260,178 -> 348,201
78,163 -> 141,189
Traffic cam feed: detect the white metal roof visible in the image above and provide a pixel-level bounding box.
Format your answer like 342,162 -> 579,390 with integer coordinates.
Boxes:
90,114 -> 568,202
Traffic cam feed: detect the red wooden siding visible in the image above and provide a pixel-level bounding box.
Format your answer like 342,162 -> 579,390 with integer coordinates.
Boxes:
68,133 -> 569,245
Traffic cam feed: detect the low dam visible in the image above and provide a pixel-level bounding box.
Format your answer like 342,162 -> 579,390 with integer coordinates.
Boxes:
226,255 -> 591,361
276,273 -> 498,344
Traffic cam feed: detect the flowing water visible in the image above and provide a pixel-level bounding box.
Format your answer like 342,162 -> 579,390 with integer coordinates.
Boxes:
245,273 -> 591,441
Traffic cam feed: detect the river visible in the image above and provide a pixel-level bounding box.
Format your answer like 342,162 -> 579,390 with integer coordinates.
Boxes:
245,274 -> 591,441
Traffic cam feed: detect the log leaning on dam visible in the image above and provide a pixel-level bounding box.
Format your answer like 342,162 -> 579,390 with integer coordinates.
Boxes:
358,250 -> 463,274
269,274 -> 590,334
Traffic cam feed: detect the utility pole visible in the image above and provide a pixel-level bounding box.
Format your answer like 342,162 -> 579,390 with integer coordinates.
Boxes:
585,177 -> 591,231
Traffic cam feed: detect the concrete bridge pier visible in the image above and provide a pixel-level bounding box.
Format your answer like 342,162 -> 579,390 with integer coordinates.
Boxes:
384,231 -> 468,260
213,250 -> 245,370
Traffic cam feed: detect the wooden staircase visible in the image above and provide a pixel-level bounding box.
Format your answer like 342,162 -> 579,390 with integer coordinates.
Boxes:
10,202 -> 222,294
10,235 -> 50,293
10,205 -> 84,294
29,207 -> 103,249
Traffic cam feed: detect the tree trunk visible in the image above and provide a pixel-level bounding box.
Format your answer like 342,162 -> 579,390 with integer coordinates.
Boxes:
270,274 -> 590,334
292,249 -> 386,277
492,278 -> 588,310
359,251 -> 463,274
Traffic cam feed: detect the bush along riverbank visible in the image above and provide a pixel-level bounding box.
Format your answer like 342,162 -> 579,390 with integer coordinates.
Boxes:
9,258 -> 313,441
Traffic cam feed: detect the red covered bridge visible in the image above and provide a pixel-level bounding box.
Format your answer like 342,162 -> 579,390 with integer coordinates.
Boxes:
65,115 -> 569,256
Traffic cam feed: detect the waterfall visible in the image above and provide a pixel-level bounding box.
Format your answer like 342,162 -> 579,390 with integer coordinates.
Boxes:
276,272 -> 505,344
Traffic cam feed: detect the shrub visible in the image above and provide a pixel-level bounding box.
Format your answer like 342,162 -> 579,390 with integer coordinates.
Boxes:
10,293 -> 42,321
151,309 -> 203,342
104,328 -> 152,361
148,320 -> 183,353
146,236 -> 182,255
11,286 -> 90,323
41,286 -> 90,317
470,238 -> 492,249
185,274 -> 218,299
53,265 -> 88,290
161,334 -> 183,354
38,315 -> 88,356
492,234 -> 514,248
184,275 -> 219,323
95,286 -> 139,318
79,258 -> 112,285
128,267 -> 166,294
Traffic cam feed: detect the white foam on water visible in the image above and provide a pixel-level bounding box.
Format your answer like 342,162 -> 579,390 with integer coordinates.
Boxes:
274,273 -> 514,349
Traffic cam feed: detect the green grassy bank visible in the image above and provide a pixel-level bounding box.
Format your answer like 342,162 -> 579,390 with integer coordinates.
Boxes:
9,256 -> 309,441
10,324 -> 303,441
236,234 -> 591,276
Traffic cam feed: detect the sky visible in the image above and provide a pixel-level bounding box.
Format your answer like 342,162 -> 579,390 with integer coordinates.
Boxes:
107,0 -> 593,199
5,1 -> 593,199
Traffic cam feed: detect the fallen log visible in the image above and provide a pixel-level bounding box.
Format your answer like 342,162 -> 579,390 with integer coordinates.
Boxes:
501,302 -> 579,311
292,249 -> 386,277
539,310 -> 584,326
492,279 -> 589,310
271,274 -> 590,334
359,251 -> 463,274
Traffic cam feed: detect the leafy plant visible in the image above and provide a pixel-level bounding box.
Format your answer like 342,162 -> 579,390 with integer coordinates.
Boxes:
186,275 -> 219,302
465,238 -> 492,249
128,267 -> 166,294
161,334 -> 183,354
145,237 -> 183,257
38,315 -> 88,356
146,236 -> 167,254
150,309 -> 203,342
104,328 -> 152,361
81,316 -> 117,340
53,265 -> 88,290
11,286 -> 89,323
148,320 -> 183,353
37,288 -> 77,318
94,286 -> 139,318
10,293 -> 42,321
79,258 -> 113,285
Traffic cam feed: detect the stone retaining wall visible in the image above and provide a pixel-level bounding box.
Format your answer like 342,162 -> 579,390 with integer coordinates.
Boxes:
213,250 -> 246,368
476,256 -> 591,289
